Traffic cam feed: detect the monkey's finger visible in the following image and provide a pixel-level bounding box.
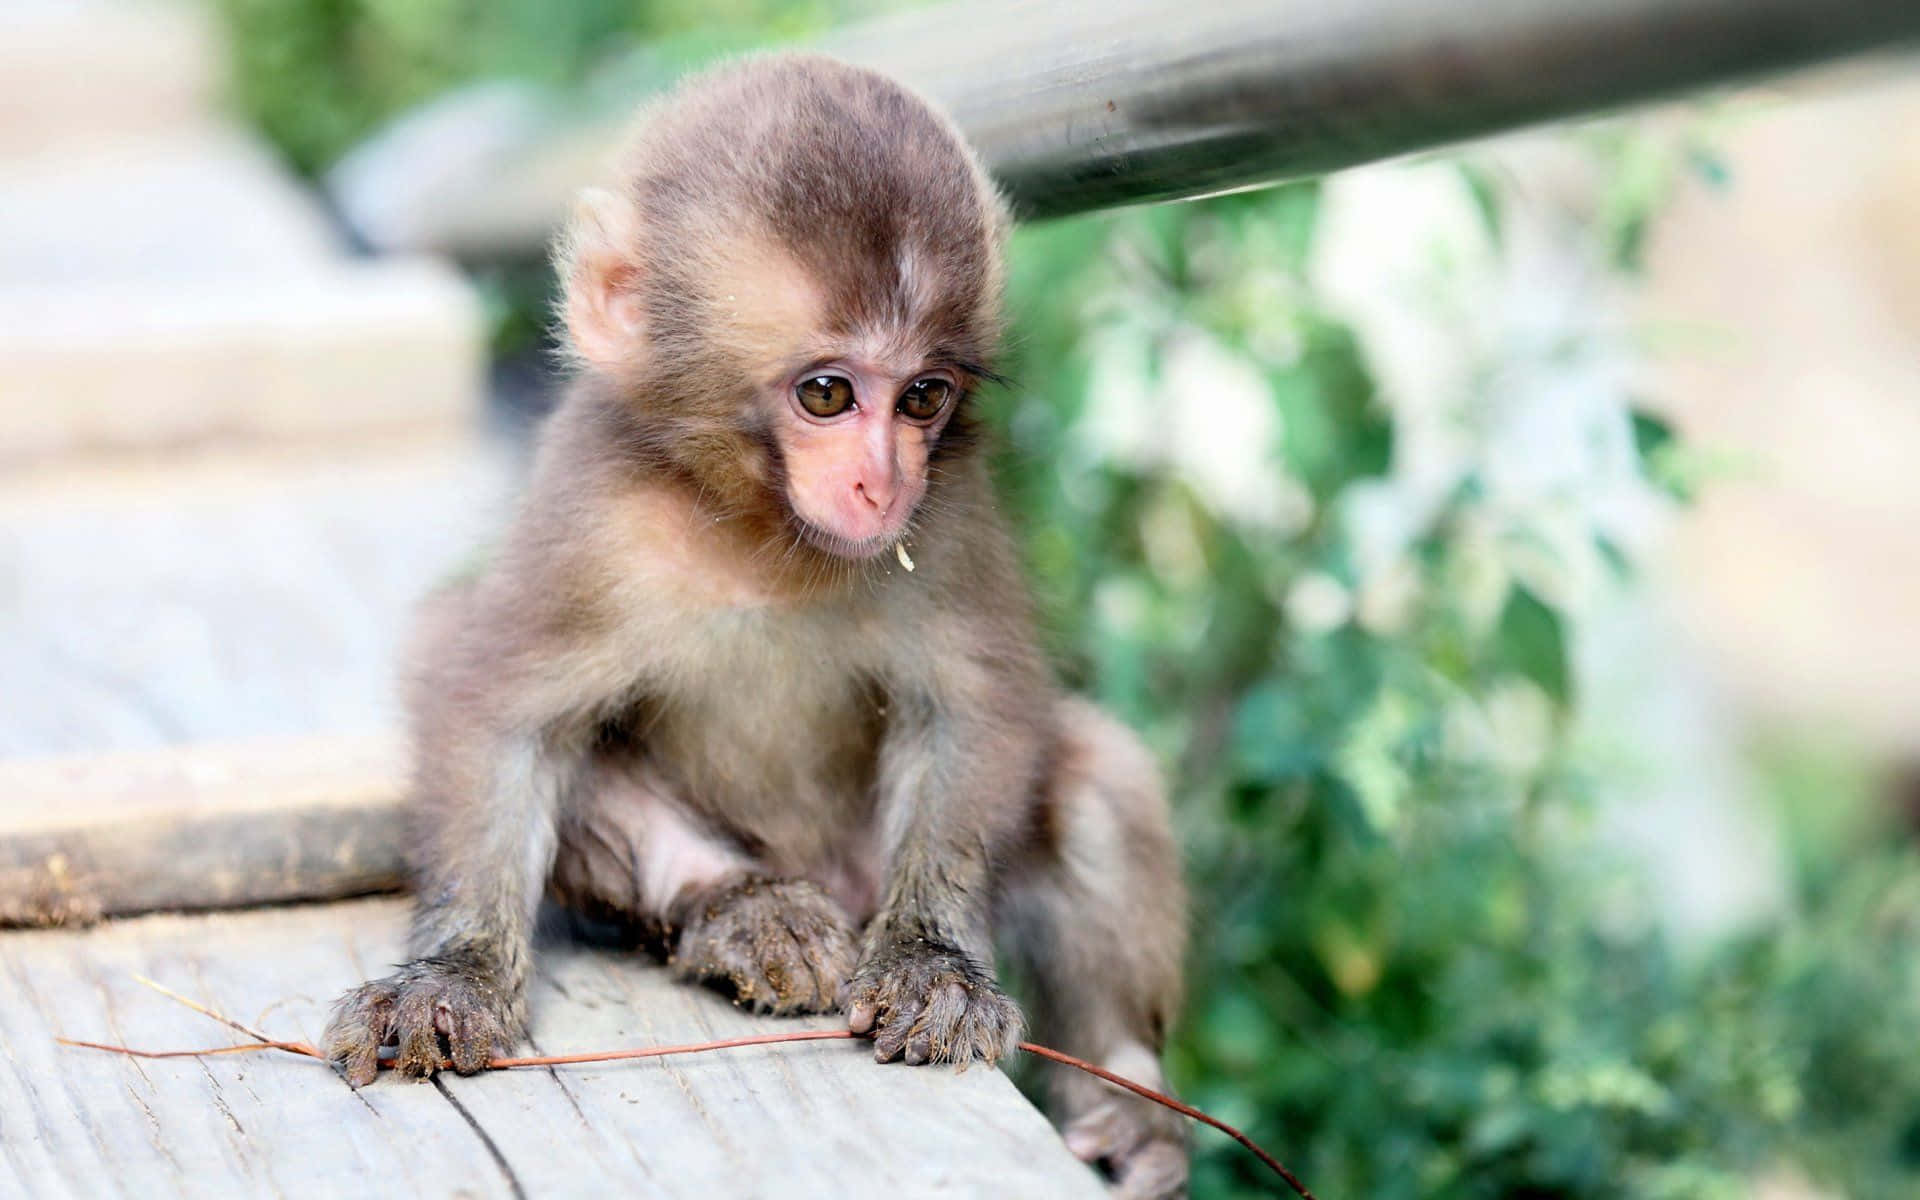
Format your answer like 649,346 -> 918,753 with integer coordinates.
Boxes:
903,1026 -> 934,1066
345,1050 -> 382,1088
445,1003 -> 494,1075
392,990 -> 444,1077
872,1023 -> 912,1062
905,982 -> 969,1065
847,995 -> 881,1034
394,1018 -> 442,1078
324,983 -> 398,1087
955,991 -> 1022,1064
330,1035 -> 382,1088
872,995 -> 928,1062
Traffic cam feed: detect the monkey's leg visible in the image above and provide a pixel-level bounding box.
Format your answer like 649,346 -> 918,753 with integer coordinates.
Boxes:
323,736 -> 574,1086
549,762 -> 857,1014
1000,699 -> 1189,1200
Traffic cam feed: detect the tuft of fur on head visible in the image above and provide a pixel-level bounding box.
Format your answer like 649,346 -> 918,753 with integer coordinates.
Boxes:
553,53 -> 1010,528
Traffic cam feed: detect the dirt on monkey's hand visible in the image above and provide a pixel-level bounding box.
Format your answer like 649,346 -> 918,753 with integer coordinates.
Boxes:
843,939 -> 1024,1066
669,877 -> 858,1014
323,955 -> 518,1087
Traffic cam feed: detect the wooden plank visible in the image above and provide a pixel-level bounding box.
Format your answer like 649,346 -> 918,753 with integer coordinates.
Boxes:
0,739 -> 406,927
0,260 -> 486,462
0,438 -> 512,757
0,900 -> 514,1197
0,129 -> 340,284
0,898 -> 1105,1198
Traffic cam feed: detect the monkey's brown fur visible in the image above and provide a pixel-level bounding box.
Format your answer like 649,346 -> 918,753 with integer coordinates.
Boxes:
324,54 -> 1188,1198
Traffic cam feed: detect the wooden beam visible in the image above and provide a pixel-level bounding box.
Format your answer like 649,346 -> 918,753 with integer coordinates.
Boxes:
0,737 -> 406,926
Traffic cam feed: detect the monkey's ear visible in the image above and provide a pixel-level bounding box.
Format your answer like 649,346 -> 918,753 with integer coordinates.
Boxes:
561,187 -> 648,372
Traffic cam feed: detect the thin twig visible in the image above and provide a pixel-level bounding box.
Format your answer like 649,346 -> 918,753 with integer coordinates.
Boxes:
489,1028 -> 856,1067
54,1037 -> 284,1060
131,974 -> 319,1056
59,984 -> 1313,1198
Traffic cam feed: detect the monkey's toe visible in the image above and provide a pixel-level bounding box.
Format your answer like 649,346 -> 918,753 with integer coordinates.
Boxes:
844,941 -> 1023,1066
323,959 -> 517,1085
1062,1094 -> 1190,1199
670,877 -> 857,1014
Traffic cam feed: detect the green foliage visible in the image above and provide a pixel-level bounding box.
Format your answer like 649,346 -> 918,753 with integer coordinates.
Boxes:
216,7 -> 1920,1194
995,178 -> 1920,1196
214,0 -> 912,173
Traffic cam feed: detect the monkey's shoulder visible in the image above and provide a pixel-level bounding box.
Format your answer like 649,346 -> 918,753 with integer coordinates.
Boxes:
518,472 -> 781,616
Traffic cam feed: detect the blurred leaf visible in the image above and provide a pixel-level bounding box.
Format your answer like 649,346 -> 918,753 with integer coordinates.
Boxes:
1457,162 -> 1505,245
1490,585 -> 1570,704
1630,408 -> 1676,462
1272,322 -> 1393,499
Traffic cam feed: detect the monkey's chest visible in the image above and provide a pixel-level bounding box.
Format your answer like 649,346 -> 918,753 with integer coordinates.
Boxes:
638,611 -> 884,859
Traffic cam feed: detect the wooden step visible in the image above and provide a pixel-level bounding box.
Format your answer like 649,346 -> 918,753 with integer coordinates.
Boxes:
0,260 -> 487,460
0,129 -> 340,282
0,0 -> 221,155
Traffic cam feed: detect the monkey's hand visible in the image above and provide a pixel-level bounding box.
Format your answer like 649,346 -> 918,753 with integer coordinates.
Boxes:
670,877 -> 857,1014
323,955 -> 519,1087
843,938 -> 1023,1066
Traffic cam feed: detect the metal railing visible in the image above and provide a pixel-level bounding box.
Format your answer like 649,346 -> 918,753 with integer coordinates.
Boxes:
329,0 -> 1920,254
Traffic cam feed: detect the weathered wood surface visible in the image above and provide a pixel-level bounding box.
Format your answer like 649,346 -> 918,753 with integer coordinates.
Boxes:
0,439 -> 514,758
0,897 -> 1106,1198
0,738 -> 406,927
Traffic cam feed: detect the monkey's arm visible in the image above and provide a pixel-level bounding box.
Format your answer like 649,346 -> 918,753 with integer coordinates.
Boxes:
322,612 -> 582,1083
846,617 -> 1051,1066
323,490 -> 643,1085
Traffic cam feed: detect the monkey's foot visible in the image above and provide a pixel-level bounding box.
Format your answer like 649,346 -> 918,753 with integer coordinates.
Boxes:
322,956 -> 518,1087
1063,1091 -> 1190,1199
669,877 -> 857,1014
843,940 -> 1024,1065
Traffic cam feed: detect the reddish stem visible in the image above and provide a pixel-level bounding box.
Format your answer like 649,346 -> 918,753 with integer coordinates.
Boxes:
1018,1041 -> 1314,1199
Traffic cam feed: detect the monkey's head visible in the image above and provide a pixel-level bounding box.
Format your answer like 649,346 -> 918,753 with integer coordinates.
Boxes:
559,54 -> 1009,561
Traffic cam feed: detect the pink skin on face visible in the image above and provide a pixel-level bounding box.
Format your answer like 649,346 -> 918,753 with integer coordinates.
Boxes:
776,360 -> 957,558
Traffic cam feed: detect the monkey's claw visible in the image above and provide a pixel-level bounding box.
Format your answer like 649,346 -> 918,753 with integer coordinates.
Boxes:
670,878 -> 857,1014
843,940 -> 1023,1066
323,958 -> 517,1087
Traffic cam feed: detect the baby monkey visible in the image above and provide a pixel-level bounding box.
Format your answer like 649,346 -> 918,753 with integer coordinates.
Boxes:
324,53 -> 1187,1197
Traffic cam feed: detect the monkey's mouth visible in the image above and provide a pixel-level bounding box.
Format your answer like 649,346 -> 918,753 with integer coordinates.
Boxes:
790,516 -> 902,562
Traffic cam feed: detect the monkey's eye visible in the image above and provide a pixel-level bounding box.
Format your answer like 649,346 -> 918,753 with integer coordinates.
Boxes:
796,375 -> 855,418
897,378 -> 952,421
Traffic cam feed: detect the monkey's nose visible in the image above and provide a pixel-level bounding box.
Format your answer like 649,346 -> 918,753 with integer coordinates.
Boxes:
854,478 -> 895,513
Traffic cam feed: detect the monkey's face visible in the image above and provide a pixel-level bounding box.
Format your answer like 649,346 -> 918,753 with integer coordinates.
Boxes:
556,57 -> 1006,568
770,354 -> 959,559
